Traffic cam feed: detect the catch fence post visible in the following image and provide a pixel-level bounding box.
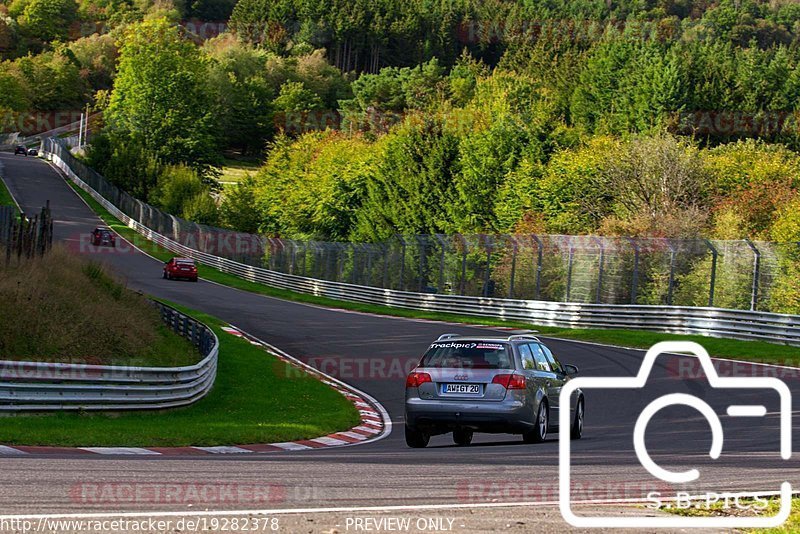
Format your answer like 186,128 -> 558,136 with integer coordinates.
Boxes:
626,236 -> 640,304
704,239 -> 718,308
744,239 -> 761,311
532,235 -> 543,300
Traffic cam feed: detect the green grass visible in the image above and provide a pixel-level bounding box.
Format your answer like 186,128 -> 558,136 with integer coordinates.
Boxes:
0,302 -> 361,447
219,157 -> 261,184
0,176 -> 17,210
66,179 -> 800,367
666,496 -> 799,533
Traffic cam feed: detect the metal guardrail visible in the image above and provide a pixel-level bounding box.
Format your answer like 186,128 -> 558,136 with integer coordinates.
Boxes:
0,302 -> 219,411
43,141 -> 800,347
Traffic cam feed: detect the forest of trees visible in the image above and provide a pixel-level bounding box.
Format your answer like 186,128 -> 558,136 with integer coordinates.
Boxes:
4,0 -> 800,310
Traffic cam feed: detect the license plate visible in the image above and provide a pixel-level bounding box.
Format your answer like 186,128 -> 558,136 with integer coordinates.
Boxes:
443,383 -> 481,394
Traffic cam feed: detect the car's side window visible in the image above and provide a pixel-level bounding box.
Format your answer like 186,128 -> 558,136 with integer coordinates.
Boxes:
540,344 -> 563,374
518,344 -> 535,370
528,343 -> 551,372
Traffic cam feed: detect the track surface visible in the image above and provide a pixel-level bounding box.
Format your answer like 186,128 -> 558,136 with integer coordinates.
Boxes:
0,152 -> 798,516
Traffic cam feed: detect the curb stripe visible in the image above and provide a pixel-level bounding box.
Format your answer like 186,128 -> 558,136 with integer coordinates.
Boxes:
80,447 -> 160,455
0,446 -> 26,455
271,442 -> 313,451
192,446 -> 252,454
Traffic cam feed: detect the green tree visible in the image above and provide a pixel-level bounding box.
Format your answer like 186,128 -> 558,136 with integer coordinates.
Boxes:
18,0 -> 78,44
106,18 -> 218,174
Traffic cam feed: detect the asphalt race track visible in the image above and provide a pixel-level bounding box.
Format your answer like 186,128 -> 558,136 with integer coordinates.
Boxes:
0,151 -> 798,518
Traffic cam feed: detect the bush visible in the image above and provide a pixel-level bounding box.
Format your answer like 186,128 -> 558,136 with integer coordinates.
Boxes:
150,164 -> 217,224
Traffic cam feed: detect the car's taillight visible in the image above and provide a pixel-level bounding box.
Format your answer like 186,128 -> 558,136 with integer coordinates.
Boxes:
492,374 -> 526,389
406,372 -> 432,388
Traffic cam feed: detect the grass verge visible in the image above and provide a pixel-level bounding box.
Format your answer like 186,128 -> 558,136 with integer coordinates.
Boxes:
0,245 -> 198,367
66,179 -> 800,367
220,157 -> 260,185
0,301 -> 361,447
666,496 -> 799,533
0,175 -> 17,210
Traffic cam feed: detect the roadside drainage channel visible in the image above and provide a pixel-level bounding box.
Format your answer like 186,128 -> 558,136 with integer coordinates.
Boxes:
0,325 -> 390,456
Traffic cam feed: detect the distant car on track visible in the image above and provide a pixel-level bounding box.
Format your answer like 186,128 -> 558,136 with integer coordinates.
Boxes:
14,145 -> 27,156
404,333 -> 584,448
163,257 -> 198,282
27,148 -> 37,156
90,226 -> 116,247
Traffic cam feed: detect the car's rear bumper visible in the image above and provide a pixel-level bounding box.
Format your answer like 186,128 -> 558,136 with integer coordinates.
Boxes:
405,397 -> 534,434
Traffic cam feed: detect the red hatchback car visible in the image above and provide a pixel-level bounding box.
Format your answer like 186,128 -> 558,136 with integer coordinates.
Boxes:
163,257 -> 198,282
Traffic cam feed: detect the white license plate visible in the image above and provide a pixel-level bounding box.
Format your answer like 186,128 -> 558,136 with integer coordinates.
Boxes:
443,383 -> 481,394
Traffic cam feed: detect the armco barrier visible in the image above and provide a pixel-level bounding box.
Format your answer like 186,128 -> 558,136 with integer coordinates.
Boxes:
43,142 -> 800,347
0,302 -> 218,411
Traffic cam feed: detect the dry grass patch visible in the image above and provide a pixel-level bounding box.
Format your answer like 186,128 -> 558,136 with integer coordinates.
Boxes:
0,245 -> 199,366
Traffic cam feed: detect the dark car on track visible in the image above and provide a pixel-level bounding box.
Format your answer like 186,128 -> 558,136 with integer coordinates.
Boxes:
404,333 -> 584,448
14,145 -> 27,156
163,257 -> 198,282
90,226 -> 116,247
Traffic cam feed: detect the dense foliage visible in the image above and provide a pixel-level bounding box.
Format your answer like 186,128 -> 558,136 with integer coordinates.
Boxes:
5,0 -> 800,311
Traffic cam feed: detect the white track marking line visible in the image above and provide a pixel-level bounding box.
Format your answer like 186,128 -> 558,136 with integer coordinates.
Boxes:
0,489 -> 796,521
0,445 -> 26,455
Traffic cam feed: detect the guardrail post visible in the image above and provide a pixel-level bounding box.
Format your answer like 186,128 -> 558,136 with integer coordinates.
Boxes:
592,237 -> 605,304
704,239 -> 718,308
744,239 -> 761,311
532,235 -> 543,300
626,236 -> 640,304
566,238 -> 574,302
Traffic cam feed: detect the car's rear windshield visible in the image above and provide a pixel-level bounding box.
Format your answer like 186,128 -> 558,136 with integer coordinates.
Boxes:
176,260 -> 195,265
419,341 -> 513,369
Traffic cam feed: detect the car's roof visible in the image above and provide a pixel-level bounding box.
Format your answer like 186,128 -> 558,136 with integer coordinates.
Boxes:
431,334 -> 541,344
174,257 -> 195,262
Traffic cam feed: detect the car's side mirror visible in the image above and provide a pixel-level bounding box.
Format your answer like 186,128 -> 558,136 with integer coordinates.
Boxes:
563,364 -> 579,376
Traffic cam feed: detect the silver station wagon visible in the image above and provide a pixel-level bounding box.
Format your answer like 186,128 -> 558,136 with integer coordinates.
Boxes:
404,334 -> 584,448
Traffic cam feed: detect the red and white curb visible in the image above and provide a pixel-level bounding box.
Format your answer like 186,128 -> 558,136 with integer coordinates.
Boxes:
0,326 -> 389,457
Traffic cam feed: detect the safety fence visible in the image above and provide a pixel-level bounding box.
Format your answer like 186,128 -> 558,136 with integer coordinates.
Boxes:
0,204 -> 53,264
43,138 -> 800,345
0,302 -> 219,411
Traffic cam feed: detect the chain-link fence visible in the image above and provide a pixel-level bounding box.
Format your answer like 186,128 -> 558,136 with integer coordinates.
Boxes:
47,139 -> 800,313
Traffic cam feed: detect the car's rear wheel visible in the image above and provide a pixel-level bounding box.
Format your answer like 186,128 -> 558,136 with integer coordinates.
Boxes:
571,398 -> 584,440
452,428 -> 473,446
405,424 -> 429,448
523,400 -> 548,443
